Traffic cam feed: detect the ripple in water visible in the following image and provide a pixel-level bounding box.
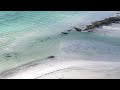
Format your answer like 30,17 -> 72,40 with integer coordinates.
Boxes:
0,11 -> 119,73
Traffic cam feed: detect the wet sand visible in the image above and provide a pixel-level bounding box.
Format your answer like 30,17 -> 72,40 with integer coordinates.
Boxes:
0,12 -> 120,79
1,57 -> 120,79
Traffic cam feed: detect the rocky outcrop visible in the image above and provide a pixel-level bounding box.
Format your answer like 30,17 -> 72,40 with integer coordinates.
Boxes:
60,14 -> 120,35
84,16 -> 120,31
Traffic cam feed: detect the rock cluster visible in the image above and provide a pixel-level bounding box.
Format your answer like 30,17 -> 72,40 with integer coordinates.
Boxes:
73,14 -> 120,32
84,16 -> 120,31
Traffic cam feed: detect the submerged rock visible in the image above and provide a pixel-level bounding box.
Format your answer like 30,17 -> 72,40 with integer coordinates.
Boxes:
6,54 -> 12,57
67,29 -> 72,32
74,27 -> 82,32
48,56 -> 55,59
40,40 -> 44,42
62,32 -> 68,35
4,52 -> 18,60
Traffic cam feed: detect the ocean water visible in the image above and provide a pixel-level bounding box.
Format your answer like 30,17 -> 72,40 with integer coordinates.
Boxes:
0,11 -> 120,73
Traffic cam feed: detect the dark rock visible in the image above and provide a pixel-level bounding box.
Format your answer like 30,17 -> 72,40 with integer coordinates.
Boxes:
62,32 -> 68,35
4,52 -> 18,60
117,13 -> 120,14
67,29 -> 72,32
74,27 -> 82,32
85,25 -> 95,30
6,54 -> 11,57
84,16 -> 120,32
48,56 -> 55,59
115,21 -> 120,24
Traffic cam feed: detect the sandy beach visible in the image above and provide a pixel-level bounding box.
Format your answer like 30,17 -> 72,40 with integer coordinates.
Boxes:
0,11 -> 120,79
1,57 -> 120,79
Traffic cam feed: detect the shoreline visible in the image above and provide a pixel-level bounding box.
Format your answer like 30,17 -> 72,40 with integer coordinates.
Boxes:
1,57 -> 120,79
0,12 -> 120,79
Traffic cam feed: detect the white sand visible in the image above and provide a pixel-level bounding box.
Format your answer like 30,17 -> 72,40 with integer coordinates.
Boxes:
1,57 -> 120,79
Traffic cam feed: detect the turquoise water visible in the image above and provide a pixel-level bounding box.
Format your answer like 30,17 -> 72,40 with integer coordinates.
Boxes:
0,11 -> 119,73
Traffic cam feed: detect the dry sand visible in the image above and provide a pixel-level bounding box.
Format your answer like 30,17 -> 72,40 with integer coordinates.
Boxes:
1,57 -> 120,79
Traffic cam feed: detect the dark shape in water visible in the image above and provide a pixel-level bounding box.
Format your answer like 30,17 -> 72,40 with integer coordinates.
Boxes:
62,32 -> 68,35
67,29 -> 72,32
41,40 -> 44,42
4,52 -> 18,60
74,27 -> 82,32
48,56 -> 55,59
6,54 -> 12,57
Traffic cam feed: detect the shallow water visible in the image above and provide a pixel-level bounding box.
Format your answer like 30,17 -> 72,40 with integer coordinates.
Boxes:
0,11 -> 119,73
59,29 -> 120,61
